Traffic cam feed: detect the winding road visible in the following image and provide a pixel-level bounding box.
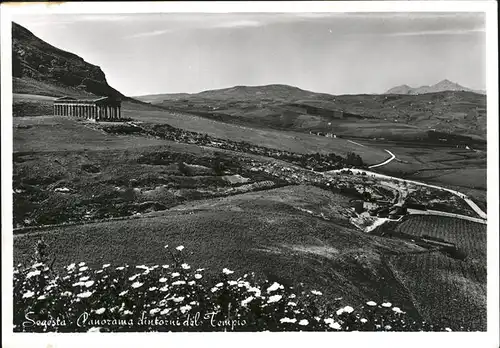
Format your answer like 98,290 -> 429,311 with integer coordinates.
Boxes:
368,149 -> 396,169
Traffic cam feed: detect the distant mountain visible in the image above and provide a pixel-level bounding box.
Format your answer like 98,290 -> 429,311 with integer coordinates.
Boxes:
12,22 -> 124,98
134,84 -> 333,103
385,79 -> 486,95
136,83 -> 486,141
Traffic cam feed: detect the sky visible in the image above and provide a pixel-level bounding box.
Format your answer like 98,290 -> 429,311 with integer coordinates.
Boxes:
12,12 -> 486,96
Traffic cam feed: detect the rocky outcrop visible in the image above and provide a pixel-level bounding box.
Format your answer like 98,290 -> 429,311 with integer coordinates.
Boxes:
12,22 -> 124,98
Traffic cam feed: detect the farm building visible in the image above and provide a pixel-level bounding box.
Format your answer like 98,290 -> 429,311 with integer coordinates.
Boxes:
53,96 -> 122,121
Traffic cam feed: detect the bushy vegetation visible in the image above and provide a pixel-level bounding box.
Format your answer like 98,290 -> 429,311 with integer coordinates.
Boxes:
13,240 -> 451,333
101,122 -> 365,172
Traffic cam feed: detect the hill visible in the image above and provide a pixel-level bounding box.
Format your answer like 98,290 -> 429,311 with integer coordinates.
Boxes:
135,84 -> 487,141
12,22 -> 123,99
385,79 -> 486,95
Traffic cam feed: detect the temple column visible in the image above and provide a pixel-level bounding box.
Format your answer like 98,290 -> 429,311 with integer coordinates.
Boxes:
118,106 -> 121,119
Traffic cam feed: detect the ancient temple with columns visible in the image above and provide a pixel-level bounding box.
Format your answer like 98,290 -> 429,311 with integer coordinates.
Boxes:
53,96 -> 122,121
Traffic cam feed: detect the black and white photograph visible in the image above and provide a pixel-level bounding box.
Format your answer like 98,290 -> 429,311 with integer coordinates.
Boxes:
1,1 -> 498,347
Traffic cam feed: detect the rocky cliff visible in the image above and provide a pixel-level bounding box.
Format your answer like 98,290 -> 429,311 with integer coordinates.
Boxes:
12,22 -> 124,99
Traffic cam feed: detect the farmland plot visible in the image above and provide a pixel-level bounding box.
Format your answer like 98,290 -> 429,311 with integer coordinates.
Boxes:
395,216 -> 486,263
387,251 -> 486,331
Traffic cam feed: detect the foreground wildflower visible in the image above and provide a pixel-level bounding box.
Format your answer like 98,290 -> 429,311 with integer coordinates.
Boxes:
366,301 -> 377,306
131,282 -> 144,289
280,318 -> 297,324
176,246 -> 184,251
241,296 -> 254,307
267,295 -> 282,303
310,290 -> 323,296
392,307 -> 404,314
26,270 -> 41,279
266,282 -> 282,293
298,319 -> 309,326
150,308 -> 161,315
336,306 -> 354,316
95,308 -> 106,315
76,291 -> 93,298
381,302 -> 392,308
222,268 -> 234,275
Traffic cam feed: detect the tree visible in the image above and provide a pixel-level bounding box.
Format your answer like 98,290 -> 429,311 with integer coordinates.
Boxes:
344,152 -> 364,167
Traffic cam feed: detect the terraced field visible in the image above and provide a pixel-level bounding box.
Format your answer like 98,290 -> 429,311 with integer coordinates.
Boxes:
395,215 -> 486,263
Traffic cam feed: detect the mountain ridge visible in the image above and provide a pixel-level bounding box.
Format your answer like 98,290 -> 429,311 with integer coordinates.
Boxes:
12,22 -> 124,99
385,79 -> 485,95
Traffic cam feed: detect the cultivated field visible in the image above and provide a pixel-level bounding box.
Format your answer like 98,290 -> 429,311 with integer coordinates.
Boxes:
395,215 -> 486,263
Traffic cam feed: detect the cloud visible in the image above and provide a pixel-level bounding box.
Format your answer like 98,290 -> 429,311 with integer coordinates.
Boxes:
385,28 -> 485,37
211,20 -> 263,29
126,29 -> 173,39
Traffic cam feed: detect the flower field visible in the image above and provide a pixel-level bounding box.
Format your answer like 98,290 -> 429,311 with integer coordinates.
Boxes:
13,243 -> 448,332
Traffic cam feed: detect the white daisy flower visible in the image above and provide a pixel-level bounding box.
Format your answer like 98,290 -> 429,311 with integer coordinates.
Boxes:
180,305 -> 192,314
131,282 -> 144,289
222,268 -> 234,275
241,296 -> 254,307
298,319 -> 309,326
150,308 -> 161,315
266,282 -> 282,293
280,317 -> 297,324
194,274 -> 202,279
77,291 -> 93,298
176,246 -> 184,251
171,272 -> 180,278
26,270 -> 41,279
381,302 -> 392,308
84,280 -> 95,288
366,301 -> 377,306
311,290 -> 323,296
95,308 -> 106,315
181,263 -> 191,270
267,295 -> 282,303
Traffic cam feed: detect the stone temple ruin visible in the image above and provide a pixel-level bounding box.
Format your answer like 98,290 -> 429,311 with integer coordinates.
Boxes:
53,96 -> 122,121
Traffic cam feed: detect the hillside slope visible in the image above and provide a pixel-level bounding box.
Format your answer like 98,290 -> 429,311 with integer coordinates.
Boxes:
12,22 -> 123,99
136,84 -> 486,140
